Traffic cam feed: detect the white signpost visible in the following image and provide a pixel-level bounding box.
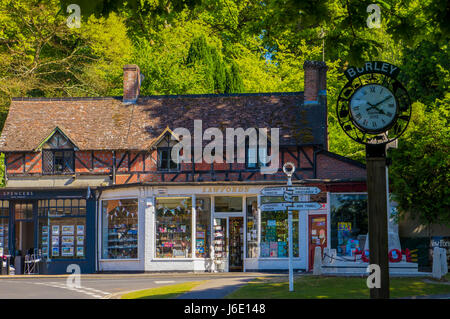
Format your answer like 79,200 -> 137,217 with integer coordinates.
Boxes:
260,162 -> 322,292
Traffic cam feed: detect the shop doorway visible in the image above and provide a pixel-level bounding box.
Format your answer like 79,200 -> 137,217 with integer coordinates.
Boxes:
308,215 -> 327,271
213,216 -> 244,272
13,202 -> 35,257
228,217 -> 244,271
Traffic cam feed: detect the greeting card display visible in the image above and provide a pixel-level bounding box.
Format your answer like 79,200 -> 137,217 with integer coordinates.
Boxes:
62,225 -> 74,235
77,225 -> 85,235
52,225 -> 60,235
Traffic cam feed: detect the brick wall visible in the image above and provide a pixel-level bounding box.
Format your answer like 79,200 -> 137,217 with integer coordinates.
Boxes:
316,152 -> 366,180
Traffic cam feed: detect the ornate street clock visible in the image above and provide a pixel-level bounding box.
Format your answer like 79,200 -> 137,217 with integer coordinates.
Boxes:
336,61 -> 412,145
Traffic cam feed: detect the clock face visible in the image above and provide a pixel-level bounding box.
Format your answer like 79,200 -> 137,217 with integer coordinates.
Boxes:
349,84 -> 398,133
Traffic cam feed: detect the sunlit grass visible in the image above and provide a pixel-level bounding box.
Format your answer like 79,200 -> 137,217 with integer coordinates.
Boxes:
226,275 -> 450,299
121,281 -> 205,299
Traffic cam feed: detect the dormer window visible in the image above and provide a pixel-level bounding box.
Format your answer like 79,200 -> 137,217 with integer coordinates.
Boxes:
40,128 -> 76,174
157,147 -> 179,171
154,129 -> 180,171
43,150 -> 74,174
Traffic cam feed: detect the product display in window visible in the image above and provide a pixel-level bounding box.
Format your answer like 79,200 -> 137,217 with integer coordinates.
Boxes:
330,194 -> 368,257
0,223 -> 8,255
38,198 -> 87,259
213,218 -> 227,272
156,197 -> 192,258
102,199 -> 138,259
196,198 -> 211,258
246,198 -> 258,258
260,210 -> 299,258
39,218 -> 86,259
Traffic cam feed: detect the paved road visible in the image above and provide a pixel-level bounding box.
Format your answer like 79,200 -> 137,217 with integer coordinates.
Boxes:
0,273 -> 278,299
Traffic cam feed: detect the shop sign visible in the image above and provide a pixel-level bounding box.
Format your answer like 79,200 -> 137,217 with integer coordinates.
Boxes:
0,191 -> 34,198
201,186 -> 250,193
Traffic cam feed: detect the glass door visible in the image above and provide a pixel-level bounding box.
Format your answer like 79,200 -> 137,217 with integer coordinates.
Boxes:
13,202 -> 35,257
229,217 -> 244,271
213,218 -> 228,272
308,215 -> 327,271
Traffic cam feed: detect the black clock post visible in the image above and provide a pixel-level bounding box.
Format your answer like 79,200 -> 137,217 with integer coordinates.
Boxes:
336,61 -> 412,299
366,143 -> 390,299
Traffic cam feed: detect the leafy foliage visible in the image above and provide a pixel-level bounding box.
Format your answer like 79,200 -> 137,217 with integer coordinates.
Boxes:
0,0 -> 448,225
389,97 -> 450,225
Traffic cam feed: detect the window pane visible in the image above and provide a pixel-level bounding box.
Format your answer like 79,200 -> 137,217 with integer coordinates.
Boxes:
155,197 -> 192,258
158,149 -> 168,169
196,198 -> 210,258
38,200 -> 48,217
15,203 -> 33,220
39,217 -> 87,259
260,210 -> 299,258
258,147 -> 268,167
0,218 -> 9,255
214,196 -> 242,212
0,201 -> 8,217
247,147 -> 257,168
246,197 -> 258,258
43,150 -> 54,173
330,194 -> 368,257
54,151 -> 64,172
102,199 -> 138,259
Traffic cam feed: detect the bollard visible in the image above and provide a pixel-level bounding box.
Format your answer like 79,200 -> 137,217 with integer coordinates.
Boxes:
441,248 -> 448,276
0,258 -> 3,275
432,247 -> 442,279
313,246 -> 323,276
6,257 -> 10,275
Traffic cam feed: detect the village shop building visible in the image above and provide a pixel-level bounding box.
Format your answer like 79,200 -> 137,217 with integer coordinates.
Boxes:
0,61 -> 373,274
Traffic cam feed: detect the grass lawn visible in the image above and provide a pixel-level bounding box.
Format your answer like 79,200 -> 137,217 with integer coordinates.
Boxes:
226,275 -> 450,299
121,281 -> 205,299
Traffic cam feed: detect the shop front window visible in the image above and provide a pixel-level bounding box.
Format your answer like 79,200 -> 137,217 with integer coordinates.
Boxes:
102,199 -> 138,259
260,210 -> 299,258
156,197 -> 192,258
38,199 -> 87,259
196,198 -> 211,258
330,194 -> 368,257
0,200 -> 9,255
246,197 -> 258,258
214,196 -> 242,212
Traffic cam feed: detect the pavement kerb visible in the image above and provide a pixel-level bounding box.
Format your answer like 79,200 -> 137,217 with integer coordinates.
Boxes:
0,272 -> 284,281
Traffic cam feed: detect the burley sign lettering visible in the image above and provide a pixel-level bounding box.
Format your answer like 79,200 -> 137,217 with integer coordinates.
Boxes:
344,61 -> 400,81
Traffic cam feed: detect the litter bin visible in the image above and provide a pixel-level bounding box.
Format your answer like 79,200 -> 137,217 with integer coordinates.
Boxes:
14,256 -> 23,275
6,257 -> 10,275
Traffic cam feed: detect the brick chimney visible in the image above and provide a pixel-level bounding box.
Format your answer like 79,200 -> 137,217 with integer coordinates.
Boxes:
303,60 -> 329,149
123,64 -> 141,104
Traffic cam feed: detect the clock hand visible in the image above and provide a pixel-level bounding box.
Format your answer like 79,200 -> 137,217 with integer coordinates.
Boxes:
372,95 -> 392,107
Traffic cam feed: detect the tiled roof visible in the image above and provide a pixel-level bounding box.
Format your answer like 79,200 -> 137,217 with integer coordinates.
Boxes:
0,92 -> 327,151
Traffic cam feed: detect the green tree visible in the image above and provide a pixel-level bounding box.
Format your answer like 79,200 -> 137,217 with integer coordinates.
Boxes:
389,96 -> 450,226
225,61 -> 244,93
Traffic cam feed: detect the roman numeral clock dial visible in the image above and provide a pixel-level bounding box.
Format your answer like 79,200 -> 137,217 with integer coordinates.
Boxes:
336,61 -> 412,145
350,84 -> 397,133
